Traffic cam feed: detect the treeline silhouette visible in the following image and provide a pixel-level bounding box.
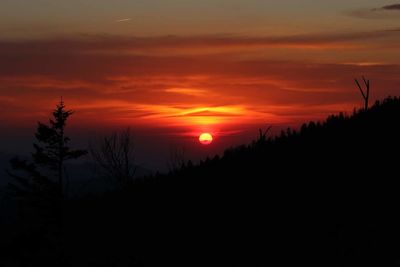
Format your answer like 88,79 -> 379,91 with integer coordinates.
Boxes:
1,97 -> 400,266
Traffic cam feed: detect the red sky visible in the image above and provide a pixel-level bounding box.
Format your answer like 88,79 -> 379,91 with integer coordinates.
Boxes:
1,1 -> 400,170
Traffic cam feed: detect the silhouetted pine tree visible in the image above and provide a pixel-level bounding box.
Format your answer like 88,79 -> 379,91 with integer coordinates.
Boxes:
7,99 -> 87,209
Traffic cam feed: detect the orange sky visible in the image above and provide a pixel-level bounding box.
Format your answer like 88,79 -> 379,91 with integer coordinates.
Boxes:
1,1 -> 400,170
1,33 -> 400,131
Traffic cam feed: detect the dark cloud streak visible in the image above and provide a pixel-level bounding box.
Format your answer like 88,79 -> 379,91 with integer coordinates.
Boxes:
349,3 -> 400,19
380,4 -> 400,11
1,28 -> 399,56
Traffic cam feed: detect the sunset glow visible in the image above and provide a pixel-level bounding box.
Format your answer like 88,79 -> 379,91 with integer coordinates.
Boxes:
1,2 -> 399,264
1,0 -> 400,169
199,133 -> 213,145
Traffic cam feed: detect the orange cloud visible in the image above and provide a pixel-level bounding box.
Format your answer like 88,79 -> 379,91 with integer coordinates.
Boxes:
164,88 -> 209,96
1,31 -> 400,135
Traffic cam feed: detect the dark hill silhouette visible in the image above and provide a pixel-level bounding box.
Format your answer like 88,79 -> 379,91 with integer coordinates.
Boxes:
2,97 -> 400,266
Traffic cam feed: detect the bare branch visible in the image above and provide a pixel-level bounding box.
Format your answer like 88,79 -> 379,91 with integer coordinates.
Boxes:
355,79 -> 366,99
362,76 -> 369,88
354,77 -> 371,111
90,128 -> 136,187
263,126 -> 272,136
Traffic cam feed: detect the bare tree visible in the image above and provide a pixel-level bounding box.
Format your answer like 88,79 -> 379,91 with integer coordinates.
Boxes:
257,126 -> 272,144
90,128 -> 136,188
355,76 -> 370,111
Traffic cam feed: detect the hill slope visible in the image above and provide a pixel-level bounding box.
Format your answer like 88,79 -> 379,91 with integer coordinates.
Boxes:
2,97 -> 400,266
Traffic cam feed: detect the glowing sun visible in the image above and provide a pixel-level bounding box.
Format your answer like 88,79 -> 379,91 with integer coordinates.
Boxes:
199,133 -> 213,145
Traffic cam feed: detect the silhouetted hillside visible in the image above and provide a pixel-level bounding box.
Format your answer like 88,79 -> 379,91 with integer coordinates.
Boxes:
0,152 -> 13,186
2,97 -> 400,266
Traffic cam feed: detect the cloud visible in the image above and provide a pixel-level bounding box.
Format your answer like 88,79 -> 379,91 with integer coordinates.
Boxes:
115,18 -> 132,23
165,88 -> 208,96
2,28 -> 399,57
1,30 -> 400,130
378,4 -> 400,11
348,3 -> 400,19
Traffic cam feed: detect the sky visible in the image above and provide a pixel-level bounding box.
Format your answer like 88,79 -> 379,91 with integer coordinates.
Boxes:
1,0 -> 400,171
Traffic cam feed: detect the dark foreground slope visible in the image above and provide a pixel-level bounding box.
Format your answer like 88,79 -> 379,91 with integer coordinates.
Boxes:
2,97 -> 400,266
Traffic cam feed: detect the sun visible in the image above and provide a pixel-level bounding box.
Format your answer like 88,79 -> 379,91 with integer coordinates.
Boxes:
199,133 -> 213,145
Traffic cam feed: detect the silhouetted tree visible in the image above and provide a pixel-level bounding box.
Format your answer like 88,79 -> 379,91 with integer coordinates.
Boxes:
355,76 -> 370,111
259,126 -> 272,141
8,99 -> 87,199
90,128 -> 136,188
3,96 -> 400,266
